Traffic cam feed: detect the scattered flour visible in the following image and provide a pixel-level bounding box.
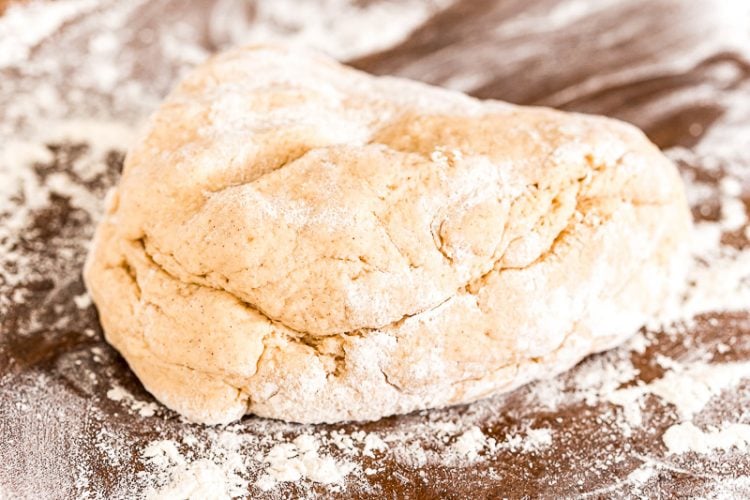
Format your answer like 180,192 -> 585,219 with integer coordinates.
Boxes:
663,422 -> 750,455
497,427 -> 554,453
107,384 -> 160,418
142,440 -> 247,500
206,0 -> 456,60
0,0 -> 100,67
362,433 -> 388,458
149,459 -> 241,500
255,435 -> 355,491
451,426 -> 487,461
73,292 -> 92,309
627,464 -> 656,485
143,440 -> 186,469
3,0 -> 750,498
607,361 -> 750,426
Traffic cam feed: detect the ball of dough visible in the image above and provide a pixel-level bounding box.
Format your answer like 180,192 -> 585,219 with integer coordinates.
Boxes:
85,44 -> 692,424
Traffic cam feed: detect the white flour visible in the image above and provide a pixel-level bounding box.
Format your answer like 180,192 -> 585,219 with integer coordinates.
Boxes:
607,361 -> 750,426
663,422 -> 750,455
207,0 -> 456,60
255,435 -> 355,491
0,0 -> 100,66
2,0 -> 750,498
107,384 -> 160,418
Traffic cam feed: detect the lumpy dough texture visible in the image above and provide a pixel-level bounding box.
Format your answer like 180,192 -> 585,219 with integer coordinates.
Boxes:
85,44 -> 692,424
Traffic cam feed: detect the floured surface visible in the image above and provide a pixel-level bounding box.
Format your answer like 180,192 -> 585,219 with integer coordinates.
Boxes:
2,0 -> 750,498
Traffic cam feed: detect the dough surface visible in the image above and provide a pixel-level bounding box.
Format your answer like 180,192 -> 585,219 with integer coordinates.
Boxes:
84,44 -> 692,424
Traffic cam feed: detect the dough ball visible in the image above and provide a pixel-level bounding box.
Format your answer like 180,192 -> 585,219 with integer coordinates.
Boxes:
85,45 -> 692,424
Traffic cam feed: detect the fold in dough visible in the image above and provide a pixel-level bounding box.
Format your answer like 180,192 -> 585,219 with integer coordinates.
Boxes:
85,44 -> 692,424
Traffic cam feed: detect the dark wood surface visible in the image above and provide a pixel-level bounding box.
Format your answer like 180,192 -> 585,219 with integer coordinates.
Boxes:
2,0 -> 750,498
